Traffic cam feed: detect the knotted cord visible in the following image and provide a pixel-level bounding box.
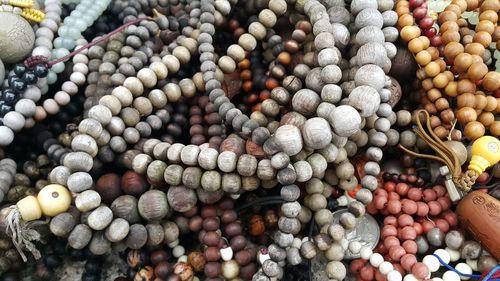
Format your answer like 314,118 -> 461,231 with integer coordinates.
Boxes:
398,109 -> 475,192
5,206 -> 44,262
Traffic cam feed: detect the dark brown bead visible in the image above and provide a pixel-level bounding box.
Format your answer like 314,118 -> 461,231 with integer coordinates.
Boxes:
173,262 -> 193,281
248,215 -> 265,236
239,263 -> 257,280
203,231 -> 221,246
189,216 -> 203,232
189,106 -> 202,116
95,173 -> 123,203
218,198 -> 234,210
121,171 -> 148,196
154,261 -> 171,279
187,251 -> 206,272
127,250 -> 148,269
264,210 -> 278,229
203,217 -> 220,231
224,222 -> 243,237
235,250 -> 252,266
205,112 -> 221,125
204,247 -> 221,262
201,206 -> 217,218
204,262 -> 221,278
189,124 -> 204,135
207,125 -> 223,136
221,210 -> 237,224
150,250 -> 169,265
191,134 -> 206,145
230,235 -> 247,251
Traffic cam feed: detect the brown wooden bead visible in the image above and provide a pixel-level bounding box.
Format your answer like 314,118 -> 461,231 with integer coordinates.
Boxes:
134,266 -> 154,281
154,261 -> 172,279
96,173 -> 122,203
464,121 -> 485,140
248,214 -> 265,236
204,247 -> 221,262
173,262 -> 194,281
230,235 -> 247,251
188,251 -> 206,272
121,171 -> 148,196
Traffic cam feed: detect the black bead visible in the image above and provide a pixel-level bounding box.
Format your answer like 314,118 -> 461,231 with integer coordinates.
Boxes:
0,102 -> 12,116
1,89 -> 17,105
43,254 -> 63,268
34,64 -> 49,78
11,79 -> 27,93
84,261 -> 101,274
14,64 -> 27,76
8,74 -> 19,86
22,70 -> 38,84
81,274 -> 99,281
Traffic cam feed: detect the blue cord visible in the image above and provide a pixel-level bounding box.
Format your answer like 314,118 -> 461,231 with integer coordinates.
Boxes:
482,266 -> 500,281
432,254 -> 482,278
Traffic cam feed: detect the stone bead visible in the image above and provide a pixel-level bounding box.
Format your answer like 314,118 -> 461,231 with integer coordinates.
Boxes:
238,33 -> 257,51
329,105 -> 361,137
326,261 -> 346,280
302,117 -> 332,150
348,85 -> 381,117
354,64 -> 386,91
274,125 -> 303,156
236,154 -> 258,176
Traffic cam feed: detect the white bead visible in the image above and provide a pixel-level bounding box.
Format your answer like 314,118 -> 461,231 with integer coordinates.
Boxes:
172,245 -> 185,258
360,246 -> 373,260
403,274 -> 418,281
455,263 -> 472,280
292,238 -> 302,249
445,247 -> 460,262
443,271 -> 461,281
340,238 -> 349,250
434,249 -> 451,264
220,247 -> 233,261
369,253 -> 384,268
349,241 -> 362,254
466,259 -> 478,271
387,270 -> 402,281
379,261 -> 394,275
177,255 -> 188,263
258,251 -> 270,265
432,278 -> 444,281
423,255 -> 441,272
168,239 -> 179,248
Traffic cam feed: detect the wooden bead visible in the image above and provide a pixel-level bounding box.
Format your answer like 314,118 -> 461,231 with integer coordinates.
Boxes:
138,190 -> 169,222
274,125 -> 303,156
464,121 -> 485,140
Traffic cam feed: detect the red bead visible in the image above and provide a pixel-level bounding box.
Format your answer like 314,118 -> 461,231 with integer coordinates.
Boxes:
422,189 -> 437,202
374,195 -> 388,210
402,240 -> 418,254
382,225 -> 398,238
407,188 -> 422,201
387,200 -> 402,214
388,192 -> 400,201
409,0 -> 424,9
351,259 -> 367,274
419,17 -> 434,29
397,214 -> 414,227
413,7 -> 427,19
435,218 -> 450,233
401,254 -> 417,272
389,246 -> 406,261
441,210 -> 458,227
384,236 -> 401,249
412,262 -> 430,280
430,35 -> 443,47
432,185 -> 446,197
416,202 -> 429,217
428,201 -> 442,216
399,226 -> 417,240
360,265 -> 375,281
402,199 -> 418,215
384,216 -> 398,227
396,183 -> 410,196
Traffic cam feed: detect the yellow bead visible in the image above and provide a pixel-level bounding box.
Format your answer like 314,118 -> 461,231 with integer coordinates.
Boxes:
16,195 -> 42,221
468,136 -> 500,175
37,184 -> 72,217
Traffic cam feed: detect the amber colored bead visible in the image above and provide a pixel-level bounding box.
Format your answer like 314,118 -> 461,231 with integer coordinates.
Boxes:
277,52 -> 292,65
457,18 -> 468,27
484,96 -> 498,111
493,27 -> 500,41
480,0 -> 500,12
248,214 -> 265,236
457,80 -> 476,94
439,11 -> 458,24
399,13 -> 414,27
445,3 -> 462,15
427,88 -> 442,102
444,81 -> 458,97
465,42 -> 485,57
452,0 -> 467,11
424,103 -> 438,114
429,116 -> 442,128
442,31 -> 461,44
462,34 -> 474,44
467,62 -> 488,80
188,251 -> 206,272
490,121 -> 500,137
433,73 -> 449,89
424,61 -> 441,77
482,72 -> 500,92
480,10 -> 498,23
427,47 -> 440,60
456,107 -> 477,124
464,121 -> 485,140
440,21 -> 459,33
440,109 -> 455,123
473,31 -> 492,47
434,126 -> 449,139
134,266 -> 154,281
476,20 -> 495,34
466,0 -> 479,10
400,26 -> 421,42
435,97 -> 450,111
453,53 -> 473,73
478,112 -> 495,127
474,94 -> 488,110
408,38 -> 426,53
457,92 -> 476,108
265,78 -> 279,90
238,59 -> 251,69
444,42 -> 464,61
396,6 -> 411,16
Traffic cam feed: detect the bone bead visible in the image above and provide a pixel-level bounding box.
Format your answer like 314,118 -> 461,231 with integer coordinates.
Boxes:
75,190 -> 102,212
329,105 -> 361,137
88,206 -> 113,231
348,86 -> 381,117
274,125 -> 303,156
105,218 -> 130,242
302,117 -> 333,150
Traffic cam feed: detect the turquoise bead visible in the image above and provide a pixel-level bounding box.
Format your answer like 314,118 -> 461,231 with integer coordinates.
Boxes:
53,48 -> 70,59
53,37 -> 65,49
51,62 -> 65,74
61,38 -> 76,50
74,18 -> 87,31
66,27 -> 81,40
47,71 -> 58,84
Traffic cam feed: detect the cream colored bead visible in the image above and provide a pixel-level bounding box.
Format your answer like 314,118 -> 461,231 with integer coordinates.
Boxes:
238,33 -> 257,51
172,46 -> 191,64
249,22 -> 267,40
269,0 -> 287,15
227,44 -> 245,62
137,68 -> 157,88
218,56 -> 236,73
99,95 -> 122,116
259,9 -> 277,28
123,77 -> 144,97
149,61 -> 168,80
162,54 -> 180,73
111,86 -> 133,107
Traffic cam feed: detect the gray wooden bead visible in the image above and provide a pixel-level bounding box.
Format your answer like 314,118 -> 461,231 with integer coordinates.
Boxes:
257,159 -> 276,181
339,211 -> 356,229
71,134 -> 98,157
88,105 -> 112,126
217,151 -> 237,172
328,105 -> 361,137
355,8 -> 383,29
271,152 -> 290,170
308,153 -> 328,178
304,67 -> 325,93
49,166 -> 71,185
164,164 -> 184,186
287,247 -> 303,265
125,224 -> 148,249
180,145 -> 200,166
302,117 -> 332,150
269,243 -> 287,261
138,190 -> 169,221
50,212 -> 76,237
351,0 -> 378,14
167,185 -> 197,212
63,152 -> 93,172
2,111 -> 24,132
332,23 -> 350,48
201,170 -> 221,191
354,64 -> 386,91
146,223 -> 164,247
277,166 -> 296,185
318,48 -> 340,67
327,261 -> 347,280
67,172 -> 93,192
321,84 -> 342,104
236,154 -> 258,176
282,202 -> 301,218
167,143 -> 185,163
89,231 -> 111,255
355,188 -> 373,204
262,260 -> 280,277
314,32 -> 336,51
274,125 -> 303,156
294,161 -> 313,182
105,218 -> 130,242
356,42 -> 388,67
76,190 -> 102,212
88,206 -> 113,230
382,10 -> 398,26
328,6 -> 351,26
182,167 -> 202,189
198,148 -> 219,170
321,65 -> 342,84
111,195 -> 140,224
280,112 -> 307,130
281,185 -> 300,201
348,201 -> 366,217
68,224 -> 92,249
348,85 -> 381,117
222,173 -> 241,194
78,118 -> 103,140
